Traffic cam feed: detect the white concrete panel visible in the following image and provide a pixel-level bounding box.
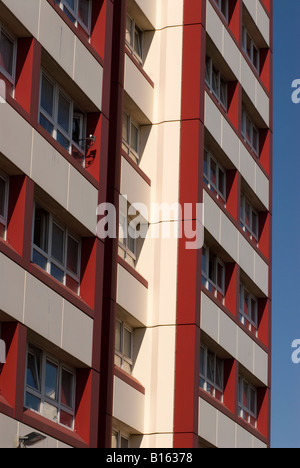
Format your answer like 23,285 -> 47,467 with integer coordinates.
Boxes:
217,411 -> 236,448
157,0 -> 184,29
135,0 -> 157,28
205,92 -> 222,148
73,37 -> 103,111
124,53 -> 154,122
254,252 -> 269,296
206,1 -> 223,53
39,0 -> 75,78
218,309 -> 237,359
67,165 -> 98,235
241,58 -> 256,108
201,293 -> 219,344
24,272 -> 63,347
1,0 -> 40,38
61,300 -> 93,366
237,327 -> 254,373
220,210 -> 238,262
0,103 -> 33,176
255,82 -> 269,127
255,164 -> 269,210
221,116 -> 240,169
198,398 -> 217,446
0,412 -> 18,448
236,423 -> 253,448
0,253 -> 25,322
113,376 -> 145,433
238,231 -> 255,281
203,190 -> 221,242
121,157 -> 151,211
223,26 -> 240,80
253,343 -> 268,386
31,130 -> 69,210
116,263 -> 148,326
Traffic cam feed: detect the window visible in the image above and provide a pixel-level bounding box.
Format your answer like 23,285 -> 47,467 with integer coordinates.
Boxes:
112,430 -> 130,448
238,376 -> 257,427
55,0 -> 92,34
115,320 -> 133,374
32,203 -> 81,294
213,0 -> 229,21
25,344 -> 76,429
39,71 -> 86,163
242,26 -> 259,72
119,200 -> 137,267
122,112 -> 140,165
200,345 -> 223,402
241,108 -> 259,155
126,15 -> 143,63
240,194 -> 259,241
239,284 -> 258,335
202,245 -> 225,300
204,149 -> 226,202
0,173 -> 8,240
0,23 -> 16,83
205,56 -> 227,110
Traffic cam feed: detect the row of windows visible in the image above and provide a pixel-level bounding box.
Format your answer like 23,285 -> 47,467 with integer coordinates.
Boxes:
200,344 -> 258,427
204,148 -> 261,244
201,244 -> 259,336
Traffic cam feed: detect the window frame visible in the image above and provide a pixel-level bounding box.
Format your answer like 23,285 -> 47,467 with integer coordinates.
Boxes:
118,200 -> 137,266
241,108 -> 259,155
125,14 -> 143,64
202,244 -> 225,297
242,26 -> 260,72
39,70 -> 87,164
112,430 -> 130,449
200,344 -> 224,402
204,148 -> 226,202
0,172 -> 9,241
0,23 -> 17,84
115,319 -> 133,375
205,56 -> 228,111
239,283 -> 258,334
122,111 -> 140,165
25,343 -> 76,430
238,376 -> 257,426
240,194 -> 259,241
55,0 -> 92,35
213,0 -> 229,22
31,202 -> 81,294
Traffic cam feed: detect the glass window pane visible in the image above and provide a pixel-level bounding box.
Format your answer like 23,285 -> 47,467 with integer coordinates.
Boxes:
205,57 -> 211,85
78,0 -> 90,27
40,75 -> 54,117
43,401 -> 58,422
51,263 -> 64,283
128,224 -> 136,254
58,93 -> 70,134
252,127 -> 259,153
253,46 -> 259,70
39,113 -> 54,135
115,321 -> 122,353
60,410 -> 73,428
245,200 -> 251,229
34,206 -> 49,253
45,360 -> 58,400
121,437 -> 129,449
218,169 -> 225,197
130,123 -> 139,153
57,131 -> 70,151
134,27 -> 142,57
72,114 -> 82,145
200,347 -> 205,376
212,67 -> 219,97
252,210 -> 258,238
220,78 -> 227,108
112,432 -> 118,449
221,0 -> 227,19
250,388 -> 256,414
246,33 -> 252,59
65,0 -> 75,9
122,113 -> 129,143
209,253 -> 216,284
26,349 -> 41,391
32,249 -> 48,271
51,223 -> 65,264
204,151 -> 208,178
202,247 -> 207,275
124,328 -> 132,359
216,358 -> 223,390
246,116 -> 252,143
217,262 -> 224,291
67,236 -> 79,275
0,31 -> 14,76
244,290 -> 249,317
25,392 -> 41,412
210,159 -> 217,187
61,369 -> 74,408
126,16 -> 133,46
0,177 -> 7,218
207,351 -> 215,383
251,298 -> 257,325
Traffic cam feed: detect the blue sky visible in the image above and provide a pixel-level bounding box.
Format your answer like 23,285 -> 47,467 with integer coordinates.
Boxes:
271,0 -> 300,448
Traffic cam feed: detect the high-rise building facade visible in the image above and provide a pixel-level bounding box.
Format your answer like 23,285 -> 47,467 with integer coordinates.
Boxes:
0,0 -> 272,448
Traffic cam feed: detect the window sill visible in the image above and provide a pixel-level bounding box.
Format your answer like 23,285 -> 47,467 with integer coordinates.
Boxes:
22,408 -> 88,448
